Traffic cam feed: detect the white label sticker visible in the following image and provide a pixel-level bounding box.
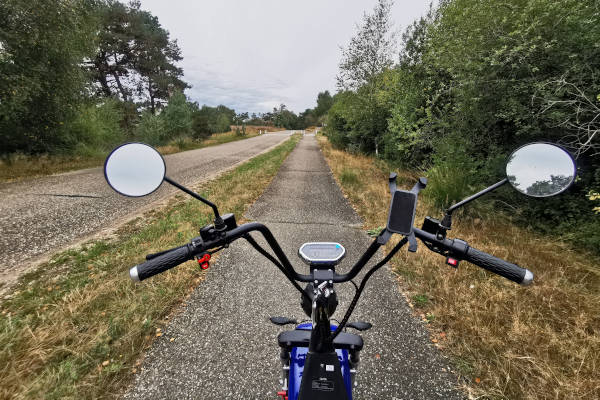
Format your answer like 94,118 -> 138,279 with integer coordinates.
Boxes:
326,364 -> 334,372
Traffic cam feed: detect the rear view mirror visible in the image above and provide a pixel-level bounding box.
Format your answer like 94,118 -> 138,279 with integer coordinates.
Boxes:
104,143 -> 166,197
506,143 -> 576,198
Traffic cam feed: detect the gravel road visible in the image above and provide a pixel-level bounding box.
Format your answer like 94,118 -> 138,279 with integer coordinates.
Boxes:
124,135 -> 463,399
0,132 -> 293,286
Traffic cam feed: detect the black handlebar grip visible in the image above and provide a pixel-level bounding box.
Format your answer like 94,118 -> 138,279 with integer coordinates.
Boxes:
130,245 -> 192,282
464,247 -> 533,285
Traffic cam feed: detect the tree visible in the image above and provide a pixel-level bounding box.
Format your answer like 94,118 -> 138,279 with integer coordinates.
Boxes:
314,91 -> 334,118
336,0 -> 396,91
272,104 -> 302,129
89,1 -> 188,113
161,90 -> 193,140
537,79 -> 600,158
89,0 -> 134,101
0,0 -> 96,153
335,0 -> 396,154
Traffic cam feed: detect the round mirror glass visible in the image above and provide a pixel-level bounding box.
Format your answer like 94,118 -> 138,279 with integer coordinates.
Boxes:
104,143 -> 166,197
506,143 -> 576,197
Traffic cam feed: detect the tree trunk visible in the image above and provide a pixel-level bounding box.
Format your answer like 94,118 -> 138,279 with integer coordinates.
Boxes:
148,78 -> 155,114
94,54 -> 112,97
111,55 -> 128,102
111,71 -> 128,102
98,73 -> 112,97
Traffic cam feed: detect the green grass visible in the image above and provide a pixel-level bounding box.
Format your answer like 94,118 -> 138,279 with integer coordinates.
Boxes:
0,134 -> 300,399
411,294 -> 429,308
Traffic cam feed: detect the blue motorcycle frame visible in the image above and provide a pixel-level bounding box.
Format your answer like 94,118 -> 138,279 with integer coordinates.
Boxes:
287,323 -> 353,400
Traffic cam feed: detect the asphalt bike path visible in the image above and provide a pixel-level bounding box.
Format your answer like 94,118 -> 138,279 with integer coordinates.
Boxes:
0,132 -> 293,289
124,135 -> 463,399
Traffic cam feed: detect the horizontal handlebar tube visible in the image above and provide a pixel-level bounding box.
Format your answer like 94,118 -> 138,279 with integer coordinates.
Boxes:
413,227 -> 467,256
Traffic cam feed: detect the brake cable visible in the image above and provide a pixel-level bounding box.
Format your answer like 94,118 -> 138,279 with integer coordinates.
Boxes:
243,234 -> 312,303
331,237 -> 408,340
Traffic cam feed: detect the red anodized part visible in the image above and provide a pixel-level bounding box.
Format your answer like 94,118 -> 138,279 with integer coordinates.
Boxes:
197,253 -> 211,269
446,256 -> 458,267
276,391 -> 288,400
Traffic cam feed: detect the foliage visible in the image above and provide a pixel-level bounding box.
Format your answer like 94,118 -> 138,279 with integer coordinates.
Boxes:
89,0 -> 188,113
336,0 -> 396,91
190,104 -> 235,138
0,0 -> 97,154
63,99 -> 125,155
135,110 -> 165,146
326,0 -> 600,253
314,91 -> 334,118
160,90 -> 193,141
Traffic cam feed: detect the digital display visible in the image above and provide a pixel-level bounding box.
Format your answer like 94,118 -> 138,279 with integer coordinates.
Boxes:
299,242 -> 345,265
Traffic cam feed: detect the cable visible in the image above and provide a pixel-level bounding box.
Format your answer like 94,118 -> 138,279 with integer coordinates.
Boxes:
243,234 -> 311,303
331,237 -> 408,340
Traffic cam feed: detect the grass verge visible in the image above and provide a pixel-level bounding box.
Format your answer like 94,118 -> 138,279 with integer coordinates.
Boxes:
318,135 -> 600,400
0,134 -> 300,400
0,126 -> 282,183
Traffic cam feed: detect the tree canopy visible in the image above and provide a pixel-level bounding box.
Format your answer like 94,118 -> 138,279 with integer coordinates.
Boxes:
325,0 -> 600,253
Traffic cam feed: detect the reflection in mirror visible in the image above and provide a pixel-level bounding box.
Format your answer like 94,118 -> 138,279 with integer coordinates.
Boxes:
104,143 -> 166,197
506,143 -> 576,198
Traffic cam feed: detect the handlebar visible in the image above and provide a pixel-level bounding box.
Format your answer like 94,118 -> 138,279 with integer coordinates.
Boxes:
128,222 -> 384,286
130,244 -> 194,282
128,222 -> 532,286
413,228 -> 533,285
463,246 -> 533,284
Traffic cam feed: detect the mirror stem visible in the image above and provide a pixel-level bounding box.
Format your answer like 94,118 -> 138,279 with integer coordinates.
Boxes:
441,179 -> 508,230
164,176 -> 221,221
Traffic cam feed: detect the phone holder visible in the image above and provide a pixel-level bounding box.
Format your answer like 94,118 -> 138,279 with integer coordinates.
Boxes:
378,174 -> 427,252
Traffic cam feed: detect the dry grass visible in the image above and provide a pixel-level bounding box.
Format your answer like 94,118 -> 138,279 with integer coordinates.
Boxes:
0,135 -> 300,400
0,127 -> 283,183
318,136 -> 600,400
0,153 -> 105,183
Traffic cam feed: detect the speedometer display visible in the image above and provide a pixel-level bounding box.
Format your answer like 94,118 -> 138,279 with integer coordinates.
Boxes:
298,242 -> 345,265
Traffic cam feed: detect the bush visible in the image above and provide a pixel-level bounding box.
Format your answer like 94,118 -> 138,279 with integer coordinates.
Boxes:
135,111 -> 166,146
62,99 -> 124,156
161,91 -> 193,141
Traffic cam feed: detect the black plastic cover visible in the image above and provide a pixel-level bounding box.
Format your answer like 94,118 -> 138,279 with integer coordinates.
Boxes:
277,329 -> 364,351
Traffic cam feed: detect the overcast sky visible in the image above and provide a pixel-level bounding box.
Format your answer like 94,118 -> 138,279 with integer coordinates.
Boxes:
138,0 -> 433,114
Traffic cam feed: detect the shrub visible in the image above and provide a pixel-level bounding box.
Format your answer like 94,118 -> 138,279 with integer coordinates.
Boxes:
161,91 -> 193,141
135,111 -> 166,146
62,99 -> 124,156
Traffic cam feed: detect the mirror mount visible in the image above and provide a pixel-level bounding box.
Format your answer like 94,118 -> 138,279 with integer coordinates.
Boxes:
163,176 -> 226,230
439,178 -> 509,234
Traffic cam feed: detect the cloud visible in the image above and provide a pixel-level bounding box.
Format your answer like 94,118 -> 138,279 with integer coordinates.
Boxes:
138,0 -> 433,113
